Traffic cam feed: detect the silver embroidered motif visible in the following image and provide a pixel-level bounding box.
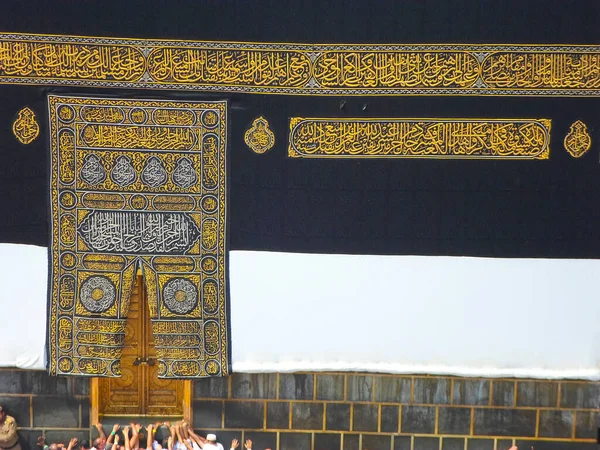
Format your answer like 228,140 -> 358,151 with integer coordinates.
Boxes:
110,155 -> 136,186
163,278 -> 198,314
79,276 -> 117,313
141,156 -> 168,187
172,157 -> 198,189
80,154 -> 106,185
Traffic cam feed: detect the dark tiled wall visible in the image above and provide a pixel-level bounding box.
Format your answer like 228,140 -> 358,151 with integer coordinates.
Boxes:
0,369 -> 89,450
1,369 -> 599,450
194,374 -> 600,450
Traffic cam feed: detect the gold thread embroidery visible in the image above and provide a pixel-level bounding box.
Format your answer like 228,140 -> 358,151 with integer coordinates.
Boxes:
0,34 -> 599,96
564,120 -> 592,158
12,106 -> 40,144
288,118 -> 551,159
244,117 -> 275,154
48,96 -> 229,378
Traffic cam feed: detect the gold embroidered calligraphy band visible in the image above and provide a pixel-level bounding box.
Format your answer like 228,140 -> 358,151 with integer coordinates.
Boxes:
49,96 -> 228,378
0,34 -> 599,95
288,118 -> 551,159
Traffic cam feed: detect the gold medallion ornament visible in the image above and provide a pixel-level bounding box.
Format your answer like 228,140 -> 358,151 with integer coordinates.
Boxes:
244,117 -> 275,154
48,95 -> 229,378
288,118 -> 551,159
564,120 -> 592,158
12,106 -> 39,144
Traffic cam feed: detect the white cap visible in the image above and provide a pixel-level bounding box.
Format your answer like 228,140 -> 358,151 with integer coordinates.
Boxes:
206,434 -> 217,442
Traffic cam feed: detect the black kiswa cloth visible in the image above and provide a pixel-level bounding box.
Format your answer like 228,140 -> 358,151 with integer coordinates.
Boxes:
1,88 -> 599,259
0,0 -> 599,260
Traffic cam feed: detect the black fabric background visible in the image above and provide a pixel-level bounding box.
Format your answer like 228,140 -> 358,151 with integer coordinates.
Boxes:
0,0 -> 599,258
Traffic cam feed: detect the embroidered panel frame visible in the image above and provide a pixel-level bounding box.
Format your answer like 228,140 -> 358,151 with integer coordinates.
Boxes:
288,118 -> 551,159
48,95 -> 229,378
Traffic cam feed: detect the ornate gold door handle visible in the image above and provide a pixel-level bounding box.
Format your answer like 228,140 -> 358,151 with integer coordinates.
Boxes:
132,357 -> 155,366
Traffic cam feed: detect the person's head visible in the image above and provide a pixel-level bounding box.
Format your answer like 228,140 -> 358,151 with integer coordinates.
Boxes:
206,434 -> 217,444
49,444 -> 58,450
93,437 -> 106,450
80,440 -> 90,450
138,432 -> 147,449
0,405 -> 5,423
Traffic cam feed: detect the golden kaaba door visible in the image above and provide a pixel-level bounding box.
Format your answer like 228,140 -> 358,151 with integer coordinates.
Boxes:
91,275 -> 192,420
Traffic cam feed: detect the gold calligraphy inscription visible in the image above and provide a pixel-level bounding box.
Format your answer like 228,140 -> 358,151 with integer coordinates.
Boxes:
563,120 -> 592,158
0,34 -> 599,95
147,48 -> 311,87
482,53 -> 600,89
244,117 -> 275,154
313,51 -> 480,88
0,41 -> 145,81
12,107 -> 39,144
288,118 -> 551,159
49,95 -> 229,378
77,124 -> 197,150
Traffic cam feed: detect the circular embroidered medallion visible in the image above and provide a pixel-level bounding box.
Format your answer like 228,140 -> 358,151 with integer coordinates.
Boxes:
80,276 -> 117,313
163,278 -> 198,314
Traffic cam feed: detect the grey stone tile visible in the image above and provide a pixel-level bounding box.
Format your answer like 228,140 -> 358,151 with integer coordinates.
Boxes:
194,377 -> 229,399
394,436 -> 411,450
266,401 -> 289,429
280,432 -> 311,450
575,410 -> 599,439
363,434 -> 390,450
442,437 -> 465,450
414,436 -> 439,450
343,434 -> 359,450
224,401 -> 264,429
33,397 -> 79,428
560,383 -> 600,409
279,374 -> 314,400
316,374 -> 345,401
414,377 -> 450,404
401,406 -> 435,434
243,431 -> 277,450
467,438 -> 494,450
292,402 -> 323,430
347,375 -> 373,402
538,410 -> 573,438
193,400 -> 223,429
516,381 -> 558,407
352,404 -> 378,432
375,376 -> 411,403
473,408 -> 536,437
438,407 -> 471,435
326,403 -> 350,431
231,373 -> 277,399
491,381 -> 515,406
452,379 -> 489,406
315,433 -> 341,450
381,405 -> 399,433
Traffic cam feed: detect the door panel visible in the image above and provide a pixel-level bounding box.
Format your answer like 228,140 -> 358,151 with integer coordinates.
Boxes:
95,273 -> 191,418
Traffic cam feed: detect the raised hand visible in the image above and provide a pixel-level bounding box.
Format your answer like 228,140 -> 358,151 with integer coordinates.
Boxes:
244,439 -> 252,450
231,439 -> 239,450
112,424 -> 121,433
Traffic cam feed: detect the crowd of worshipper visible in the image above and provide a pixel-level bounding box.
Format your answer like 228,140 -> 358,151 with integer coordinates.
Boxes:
90,423 -> 258,450
39,423 -> 257,450
0,405 -> 522,450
